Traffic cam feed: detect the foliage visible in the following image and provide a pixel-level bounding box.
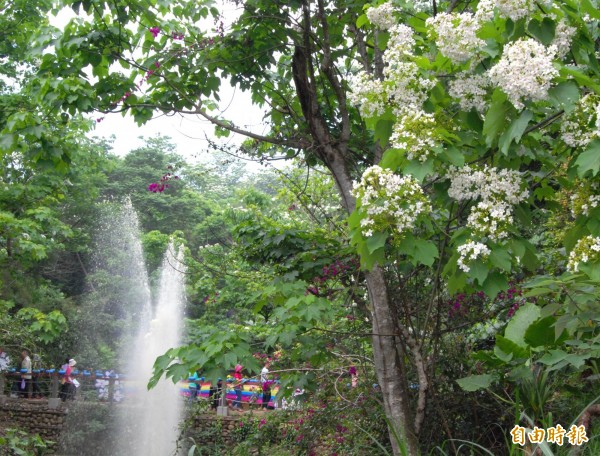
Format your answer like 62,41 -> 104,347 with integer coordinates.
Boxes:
0,428 -> 52,456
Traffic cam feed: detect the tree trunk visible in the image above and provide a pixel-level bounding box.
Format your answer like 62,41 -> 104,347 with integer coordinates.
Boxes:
291,14 -> 419,451
366,267 -> 419,455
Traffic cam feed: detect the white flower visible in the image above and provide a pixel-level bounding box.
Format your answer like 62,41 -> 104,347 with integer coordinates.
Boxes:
426,12 -> 485,64
552,19 -> 577,59
457,240 -> 491,272
385,24 -> 416,61
567,236 -> 600,272
366,2 -> 396,30
448,72 -> 491,113
467,200 -> 513,241
390,110 -> 439,162
352,166 -> 431,239
347,71 -> 388,118
384,62 -> 436,115
570,182 -> 600,217
488,38 -> 558,110
409,0 -> 432,12
495,0 -> 538,21
560,93 -> 600,148
475,0 -> 496,23
448,165 -> 529,205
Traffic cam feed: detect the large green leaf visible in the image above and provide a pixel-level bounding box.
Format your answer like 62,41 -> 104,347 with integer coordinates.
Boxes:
524,316 -> 563,347
496,334 -> 529,358
498,109 -> 532,154
483,90 -> 510,147
574,139 -> 600,177
456,374 -> 495,392
504,303 -> 541,347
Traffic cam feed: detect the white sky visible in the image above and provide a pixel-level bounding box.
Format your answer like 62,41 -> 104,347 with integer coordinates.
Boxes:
51,4 -> 269,166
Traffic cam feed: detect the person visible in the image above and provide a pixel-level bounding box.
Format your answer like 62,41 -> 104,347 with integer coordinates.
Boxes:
260,361 -> 272,409
260,361 -> 270,383
212,378 -> 223,409
60,358 -> 76,401
232,364 -> 243,410
20,350 -> 32,398
0,347 -> 11,397
0,346 -> 10,372
261,380 -> 273,409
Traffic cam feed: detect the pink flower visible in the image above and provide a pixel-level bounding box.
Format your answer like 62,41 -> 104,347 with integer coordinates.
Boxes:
149,27 -> 160,38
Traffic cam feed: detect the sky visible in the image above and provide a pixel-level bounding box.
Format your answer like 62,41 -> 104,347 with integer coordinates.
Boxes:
51,4 -> 269,167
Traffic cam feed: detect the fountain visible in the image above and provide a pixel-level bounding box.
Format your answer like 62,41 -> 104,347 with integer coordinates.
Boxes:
60,200 -> 186,456
119,242 -> 186,456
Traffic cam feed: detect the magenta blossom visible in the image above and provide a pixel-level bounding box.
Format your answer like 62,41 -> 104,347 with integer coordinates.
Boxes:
149,27 -> 160,38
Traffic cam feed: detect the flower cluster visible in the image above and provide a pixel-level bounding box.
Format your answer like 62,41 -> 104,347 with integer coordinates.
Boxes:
553,19 -> 577,59
366,2 -> 397,30
450,166 -> 528,269
385,24 -> 416,61
384,62 -> 436,115
426,12 -> 485,64
474,0 -> 495,23
495,0 -> 538,21
147,166 -> 179,193
457,240 -> 491,273
390,110 -> 439,161
567,236 -> 600,272
448,72 -> 490,114
570,182 -> 600,217
347,72 -> 387,118
467,200 -> 513,241
448,165 -> 529,205
489,38 -> 559,110
560,93 -> 600,148
410,0 -> 433,12
352,166 -> 431,239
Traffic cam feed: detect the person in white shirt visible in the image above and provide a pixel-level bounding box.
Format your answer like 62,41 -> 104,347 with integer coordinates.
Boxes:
0,347 -> 10,372
20,350 -> 32,398
260,362 -> 270,383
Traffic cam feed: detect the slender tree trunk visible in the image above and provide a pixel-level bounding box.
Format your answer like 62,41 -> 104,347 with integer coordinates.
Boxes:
291,10 -> 419,449
366,267 -> 419,455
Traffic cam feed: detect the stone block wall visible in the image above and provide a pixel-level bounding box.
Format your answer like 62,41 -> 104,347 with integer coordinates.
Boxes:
0,398 -> 67,443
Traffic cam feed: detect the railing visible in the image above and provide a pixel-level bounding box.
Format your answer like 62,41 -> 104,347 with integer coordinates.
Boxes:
0,369 -> 125,405
0,371 -> 286,409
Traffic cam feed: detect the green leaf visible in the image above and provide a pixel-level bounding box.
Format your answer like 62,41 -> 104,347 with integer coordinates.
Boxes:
496,335 -> 529,358
456,374 -> 495,392
442,146 -> 465,167
366,232 -> 387,254
402,159 -> 434,181
574,139 -> 600,178
498,110 -> 533,154
548,81 -> 580,112
482,271 -> 509,299
356,14 -> 369,28
504,303 -> 541,347
524,316 -> 560,347
469,261 -> 489,285
483,90 -> 510,147
527,17 -> 556,46
559,66 -> 600,94
489,248 -> 512,272
374,119 -> 394,148
412,239 -> 439,266
538,349 -> 568,366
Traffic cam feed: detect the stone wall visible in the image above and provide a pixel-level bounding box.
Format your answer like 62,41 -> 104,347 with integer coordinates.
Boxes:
0,398 -> 67,444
